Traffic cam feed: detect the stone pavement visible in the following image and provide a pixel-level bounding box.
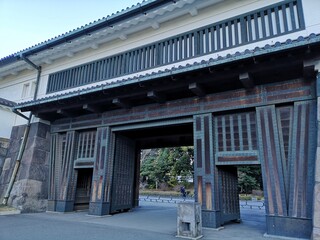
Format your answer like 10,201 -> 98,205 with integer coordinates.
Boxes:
0,201 -> 280,240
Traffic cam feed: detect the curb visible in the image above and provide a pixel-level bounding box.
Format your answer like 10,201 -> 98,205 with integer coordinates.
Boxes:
0,210 -> 21,216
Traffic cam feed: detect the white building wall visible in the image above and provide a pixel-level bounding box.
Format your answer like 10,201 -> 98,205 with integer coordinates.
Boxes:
35,0 -> 320,98
0,108 -> 17,138
0,0 -> 320,133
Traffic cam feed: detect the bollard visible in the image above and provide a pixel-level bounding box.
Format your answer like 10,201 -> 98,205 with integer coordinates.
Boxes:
177,202 -> 203,239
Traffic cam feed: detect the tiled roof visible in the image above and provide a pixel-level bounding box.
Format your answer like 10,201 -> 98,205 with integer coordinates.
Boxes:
0,97 -> 16,108
15,33 -> 320,110
0,0 -> 171,67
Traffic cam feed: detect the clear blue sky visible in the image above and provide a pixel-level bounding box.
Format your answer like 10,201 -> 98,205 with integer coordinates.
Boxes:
0,0 -> 140,58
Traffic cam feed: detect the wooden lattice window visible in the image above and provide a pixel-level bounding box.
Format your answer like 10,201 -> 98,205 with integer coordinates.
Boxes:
215,112 -> 257,152
214,111 -> 259,165
77,131 -> 96,160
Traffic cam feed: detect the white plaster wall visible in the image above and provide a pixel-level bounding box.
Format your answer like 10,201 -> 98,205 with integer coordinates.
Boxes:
0,108 -> 16,138
34,0 -> 320,99
1,0 -> 320,113
0,69 -> 34,133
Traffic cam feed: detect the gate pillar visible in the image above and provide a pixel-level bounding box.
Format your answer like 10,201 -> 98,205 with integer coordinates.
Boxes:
313,72 -> 320,240
193,114 -> 221,228
89,127 -> 114,215
48,131 -> 78,212
256,102 -> 316,239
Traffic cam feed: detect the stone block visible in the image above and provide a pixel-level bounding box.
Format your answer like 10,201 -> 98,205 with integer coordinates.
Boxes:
29,122 -> 50,139
3,158 -> 12,171
17,163 -> 48,182
32,148 -> 49,165
177,202 -> 202,239
313,227 -> 320,240
314,183 -> 320,228
9,179 -> 47,212
0,147 -> 7,156
0,157 -> 4,168
0,138 -> 10,148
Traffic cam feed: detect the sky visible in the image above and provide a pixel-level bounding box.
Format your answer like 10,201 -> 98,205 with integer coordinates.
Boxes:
0,0 -> 140,58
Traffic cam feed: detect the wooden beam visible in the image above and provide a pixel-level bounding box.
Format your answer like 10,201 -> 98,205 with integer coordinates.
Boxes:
83,104 -> 101,113
189,83 -> 205,97
303,61 -> 316,80
239,72 -> 254,89
147,91 -> 166,103
57,109 -> 75,117
112,98 -> 131,108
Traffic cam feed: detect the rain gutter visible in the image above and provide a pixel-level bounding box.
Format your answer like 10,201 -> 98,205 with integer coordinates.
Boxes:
2,56 -> 41,205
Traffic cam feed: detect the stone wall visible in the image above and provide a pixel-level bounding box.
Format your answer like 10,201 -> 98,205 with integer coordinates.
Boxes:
0,122 -> 50,212
0,137 -> 9,175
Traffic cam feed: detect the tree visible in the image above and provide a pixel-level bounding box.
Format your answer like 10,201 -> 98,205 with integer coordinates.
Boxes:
140,147 -> 194,189
238,166 -> 262,194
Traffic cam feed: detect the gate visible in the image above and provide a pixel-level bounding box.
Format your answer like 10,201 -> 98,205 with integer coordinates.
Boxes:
74,168 -> 93,210
110,135 -> 136,213
219,166 -> 240,223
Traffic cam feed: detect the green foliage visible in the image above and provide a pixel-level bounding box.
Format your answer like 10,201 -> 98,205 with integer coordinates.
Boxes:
238,166 -> 263,194
140,147 -> 193,189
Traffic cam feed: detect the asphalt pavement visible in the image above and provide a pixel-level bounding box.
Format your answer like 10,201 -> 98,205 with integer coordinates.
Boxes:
0,200 -> 278,240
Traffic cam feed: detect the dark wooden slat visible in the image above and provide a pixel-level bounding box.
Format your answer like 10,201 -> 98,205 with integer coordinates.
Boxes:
275,6 -> 281,34
204,116 -> 211,174
198,30 -> 203,55
234,19 -> 239,45
260,10 -> 267,38
288,101 -> 316,218
222,23 -> 227,48
267,8 -> 274,37
210,26 -> 215,52
228,20 -> 233,47
240,17 -> 247,44
281,4 -> 289,32
216,25 -> 221,50
256,106 -> 287,216
196,139 -> 202,168
204,28 -> 209,53
289,2 -> 296,31
254,13 -> 259,40
188,33 -> 193,57
247,16 -> 253,42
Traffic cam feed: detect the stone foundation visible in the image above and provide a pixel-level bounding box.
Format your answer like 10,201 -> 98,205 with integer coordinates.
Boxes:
0,122 -> 50,212
0,137 -> 9,174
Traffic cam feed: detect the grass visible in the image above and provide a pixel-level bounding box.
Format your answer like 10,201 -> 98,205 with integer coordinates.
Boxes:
140,189 -> 195,197
140,190 -> 264,201
0,204 -> 18,212
239,194 -> 264,201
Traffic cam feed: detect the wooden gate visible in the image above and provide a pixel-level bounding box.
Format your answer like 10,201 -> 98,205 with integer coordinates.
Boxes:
74,168 -> 93,210
219,166 -> 240,223
110,135 -> 136,213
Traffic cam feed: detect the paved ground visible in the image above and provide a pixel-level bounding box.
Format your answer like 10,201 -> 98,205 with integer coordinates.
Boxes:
0,201 -> 278,240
